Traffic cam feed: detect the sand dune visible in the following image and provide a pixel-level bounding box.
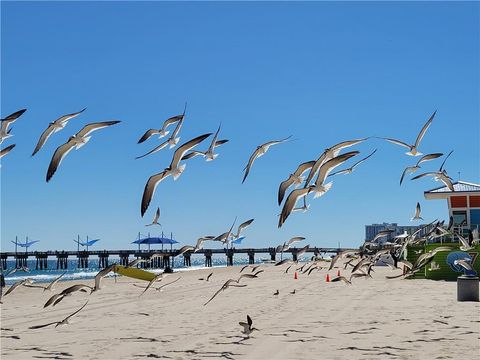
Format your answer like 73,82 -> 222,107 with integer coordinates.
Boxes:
1,265 -> 479,359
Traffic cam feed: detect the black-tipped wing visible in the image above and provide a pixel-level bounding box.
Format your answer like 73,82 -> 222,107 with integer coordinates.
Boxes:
136,140 -> 169,159
314,151 -> 359,186
414,110 -> 436,148
29,321 -> 58,330
439,150 -> 453,172
416,152 -> 443,166
76,121 -> 120,138
170,133 -> 212,169
278,174 -> 296,205
383,137 -> 411,149
32,124 -> 57,156
242,147 -> 262,184
46,140 -> 76,182
278,188 -> 310,228
247,315 -> 252,327
1,108 -> 27,123
0,144 -> 15,158
141,170 -> 169,217
138,129 -> 160,144
63,300 -> 89,322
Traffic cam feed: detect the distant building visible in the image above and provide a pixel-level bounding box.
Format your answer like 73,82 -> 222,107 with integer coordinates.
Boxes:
365,222 -> 430,242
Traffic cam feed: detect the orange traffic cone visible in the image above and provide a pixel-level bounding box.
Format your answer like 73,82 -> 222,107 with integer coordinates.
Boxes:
337,270 -> 341,277
326,274 -> 330,282
294,271 -> 298,280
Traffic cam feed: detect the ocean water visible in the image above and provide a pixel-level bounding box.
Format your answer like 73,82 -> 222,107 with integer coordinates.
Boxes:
2,253 -> 299,286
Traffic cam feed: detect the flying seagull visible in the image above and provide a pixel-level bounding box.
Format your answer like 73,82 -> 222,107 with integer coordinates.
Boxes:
411,171 -> 454,192
399,152 -> 443,185
138,104 -> 186,143
32,108 -> 86,156
278,187 -> 311,228
242,136 -> 292,183
381,110 -> 436,156
44,284 -> 93,308
0,144 -> 16,160
304,138 -> 368,187
182,124 -> 228,161
194,235 -> 216,252
140,133 -> 212,216
146,207 -> 161,227
438,150 -> 453,175
278,160 -> 316,205
0,109 -> 27,144
331,276 -> 352,285
136,115 -> 185,159
239,315 -> 259,337
3,278 -> 33,297
309,151 -> 360,198
231,218 -> 255,240
30,301 -> 88,329
328,149 -> 377,177
204,273 -> 261,306
46,121 -> 120,182
411,202 -> 423,221
24,272 -> 66,292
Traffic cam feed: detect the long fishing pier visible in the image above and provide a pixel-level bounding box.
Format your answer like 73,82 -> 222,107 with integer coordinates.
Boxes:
0,247 -> 356,270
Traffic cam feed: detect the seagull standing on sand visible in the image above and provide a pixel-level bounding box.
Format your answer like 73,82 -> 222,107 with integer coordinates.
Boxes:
29,301 -> 89,329
146,207 -> 161,227
411,202 -> 424,221
32,108 -> 86,156
242,136 -> 292,183
381,110 -> 436,156
46,121 -> 121,182
399,152 -> 444,185
0,109 -> 27,144
277,160 -> 316,205
140,133 -> 212,216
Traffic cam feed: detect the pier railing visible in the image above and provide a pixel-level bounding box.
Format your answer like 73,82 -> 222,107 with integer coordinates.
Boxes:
0,247 -> 356,270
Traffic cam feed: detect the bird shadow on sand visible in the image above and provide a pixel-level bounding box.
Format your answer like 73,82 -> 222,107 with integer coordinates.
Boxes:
118,336 -> 170,343
214,335 -> 253,346
167,349 -> 242,360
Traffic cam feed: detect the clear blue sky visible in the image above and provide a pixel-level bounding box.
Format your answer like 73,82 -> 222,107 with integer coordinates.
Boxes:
1,1 -> 479,252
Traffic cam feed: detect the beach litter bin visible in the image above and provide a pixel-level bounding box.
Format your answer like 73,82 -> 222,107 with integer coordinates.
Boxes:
457,275 -> 479,302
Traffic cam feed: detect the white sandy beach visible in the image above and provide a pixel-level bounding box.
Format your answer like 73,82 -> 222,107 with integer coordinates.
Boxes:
1,265 -> 479,360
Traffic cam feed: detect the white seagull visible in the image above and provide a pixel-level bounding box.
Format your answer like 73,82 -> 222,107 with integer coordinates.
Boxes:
399,152 -> 443,185
411,171 -> 454,192
381,110 -> 436,156
411,202 -> 424,221
182,124 -> 228,161
278,160 -> 316,205
137,104 -> 186,143
136,117 -> 184,159
146,207 -> 161,227
0,109 -> 27,144
46,121 -> 121,182
32,108 -> 86,156
328,149 -> 377,177
242,136 -> 292,183
140,133 -> 212,216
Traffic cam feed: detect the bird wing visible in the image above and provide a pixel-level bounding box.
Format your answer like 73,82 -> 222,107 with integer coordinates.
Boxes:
153,207 -> 161,223
278,174 -> 296,205
314,151 -> 359,186
46,139 -> 77,182
0,144 -> 15,158
414,110 -> 436,148
278,188 -> 310,228
140,274 -> 163,296
206,273 -> 213,281
208,124 -> 222,152
416,152 -> 443,166
76,121 -> 121,138
32,124 -> 57,156
170,133 -> 212,169
44,293 -> 64,308
171,118 -> 184,138
141,170 -> 169,217
411,172 -> 439,181
4,280 -> 26,296
63,300 -> 89,322
181,151 -> 205,160
286,236 -> 306,247
214,139 -> 229,146
204,281 -> 230,306
439,174 -> 455,192
351,148 -> 377,169
247,315 -> 253,327
136,140 -> 169,159
239,322 -> 250,332
162,114 -> 183,129
235,219 -> 254,238
242,147 -> 262,184
304,150 -> 331,187
1,109 -> 27,126
383,138 -> 411,149
138,129 -> 160,144
330,138 -> 368,154
262,135 -> 292,148
415,202 -> 421,218
239,265 -> 249,273
55,108 -> 86,124
94,264 -> 115,291
29,321 -> 58,330
400,166 -> 416,185
439,150 -> 453,172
